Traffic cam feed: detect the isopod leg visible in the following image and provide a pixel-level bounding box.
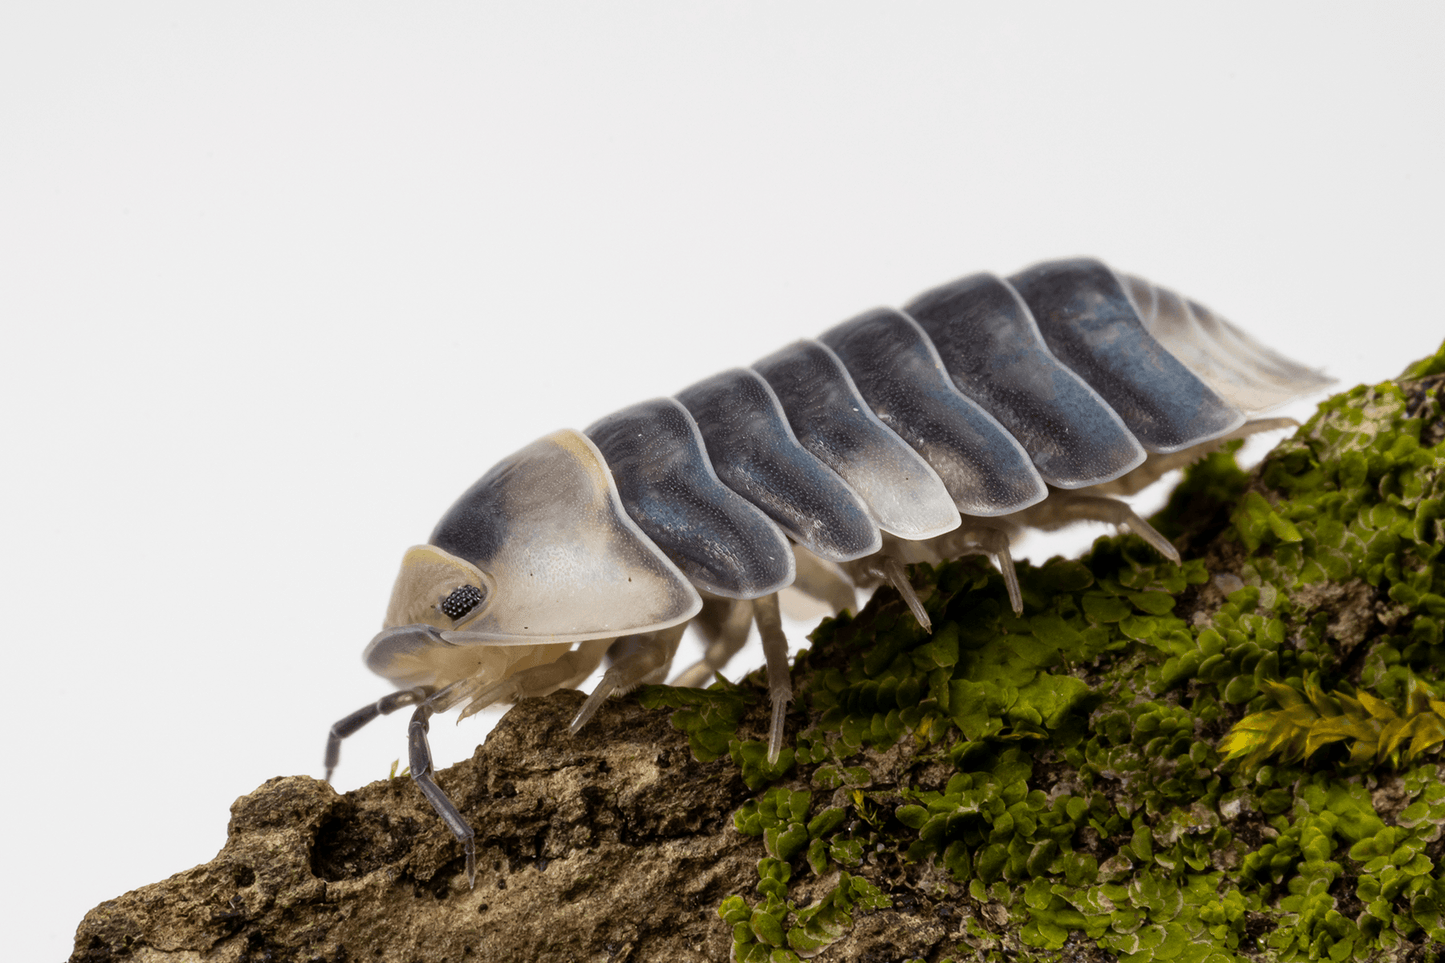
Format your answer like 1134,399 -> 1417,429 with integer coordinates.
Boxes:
789,545 -> 858,616
324,686 -> 430,782
671,597 -> 754,688
1233,417 -> 1298,437
450,638 -> 614,723
752,592 -> 792,764
879,555 -> 932,632
959,528 -> 1023,616
1050,493 -> 1182,565
407,704 -> 477,888
571,624 -> 687,733
912,524 -> 1025,615
1087,497 -> 1179,564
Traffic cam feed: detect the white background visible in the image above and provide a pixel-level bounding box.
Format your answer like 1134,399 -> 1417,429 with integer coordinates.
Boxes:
4,3 -> 1442,958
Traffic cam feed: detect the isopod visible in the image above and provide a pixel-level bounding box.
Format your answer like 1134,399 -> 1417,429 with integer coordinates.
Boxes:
323,257 -> 1331,885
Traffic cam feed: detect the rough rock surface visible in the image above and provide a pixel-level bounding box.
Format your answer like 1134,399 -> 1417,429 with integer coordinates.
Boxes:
72,692 -> 760,962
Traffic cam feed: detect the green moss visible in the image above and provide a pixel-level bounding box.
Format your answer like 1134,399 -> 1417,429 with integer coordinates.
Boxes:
1221,673 -> 1445,768
639,343 -> 1445,961
1150,438 -> 1254,543
637,676 -> 753,762
1400,339 -> 1445,380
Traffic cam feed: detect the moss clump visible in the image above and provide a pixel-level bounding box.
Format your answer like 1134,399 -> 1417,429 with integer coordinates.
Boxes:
1222,674 -> 1445,769
639,343 -> 1445,962
638,678 -> 754,762
721,792 -> 890,960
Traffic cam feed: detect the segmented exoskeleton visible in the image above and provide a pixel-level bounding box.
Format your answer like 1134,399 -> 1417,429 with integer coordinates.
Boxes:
324,257 -> 1331,885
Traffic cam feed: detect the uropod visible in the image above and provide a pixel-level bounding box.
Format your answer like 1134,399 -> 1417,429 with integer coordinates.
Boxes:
324,257 -> 1331,885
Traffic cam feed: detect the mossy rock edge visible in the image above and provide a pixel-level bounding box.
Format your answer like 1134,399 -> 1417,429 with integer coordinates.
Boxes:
648,339 -> 1445,963
70,341 -> 1445,963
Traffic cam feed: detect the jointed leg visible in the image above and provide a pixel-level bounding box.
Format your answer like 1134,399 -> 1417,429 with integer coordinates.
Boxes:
448,638 -> 615,723
850,523 -> 1024,628
788,545 -> 858,615
909,524 -> 1024,615
954,527 -> 1023,615
753,592 -> 792,764
1015,492 -> 1181,564
671,597 -> 754,688
880,554 -> 932,631
848,551 -> 933,631
571,624 -> 687,733
407,703 -> 477,887
324,686 -> 430,782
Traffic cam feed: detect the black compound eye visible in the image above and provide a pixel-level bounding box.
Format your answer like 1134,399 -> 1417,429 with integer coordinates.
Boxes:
439,584 -> 485,620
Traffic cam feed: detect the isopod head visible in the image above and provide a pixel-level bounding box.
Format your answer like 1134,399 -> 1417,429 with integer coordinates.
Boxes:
364,429 -> 703,689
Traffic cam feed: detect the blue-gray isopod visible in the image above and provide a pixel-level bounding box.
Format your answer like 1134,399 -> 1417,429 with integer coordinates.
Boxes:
324,257 -> 1331,885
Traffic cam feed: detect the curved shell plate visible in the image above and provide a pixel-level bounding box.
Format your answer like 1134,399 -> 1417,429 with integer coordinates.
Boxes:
905,272 -> 1147,489
1117,271 -> 1335,414
675,368 -> 881,563
752,339 -> 961,540
1007,258 -> 1246,453
585,397 -> 796,599
426,429 -> 702,643
820,308 -> 1049,516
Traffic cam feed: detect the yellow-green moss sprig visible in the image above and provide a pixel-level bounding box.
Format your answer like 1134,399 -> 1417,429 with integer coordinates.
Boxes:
1221,673 -> 1445,770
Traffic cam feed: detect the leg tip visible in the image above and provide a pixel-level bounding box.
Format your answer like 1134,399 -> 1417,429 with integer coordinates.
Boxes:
1119,508 -> 1181,566
881,555 -> 932,631
570,681 -> 614,734
1003,573 -> 1024,616
767,696 -> 790,765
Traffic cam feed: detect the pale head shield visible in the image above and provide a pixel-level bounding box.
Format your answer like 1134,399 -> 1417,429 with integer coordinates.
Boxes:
364,429 -> 702,687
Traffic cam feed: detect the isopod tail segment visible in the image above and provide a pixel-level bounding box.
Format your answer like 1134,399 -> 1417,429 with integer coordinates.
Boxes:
323,257 -> 1334,887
